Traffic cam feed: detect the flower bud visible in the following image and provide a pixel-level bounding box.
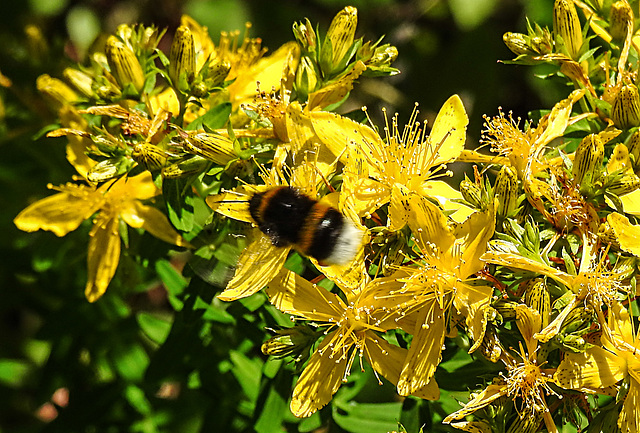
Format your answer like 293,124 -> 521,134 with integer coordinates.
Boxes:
460,177 -> 489,210
609,1 -> 634,41
612,84 -> 640,129
625,129 -> 640,167
503,32 -> 535,56
105,36 -> 145,93
63,68 -> 94,98
494,165 -> 519,220
553,0 -> 583,59
132,143 -> 168,171
607,173 -> 640,195
261,326 -> 317,363
523,278 -> 551,328
87,157 -> 133,183
182,131 -> 236,165
169,25 -> 196,92
36,74 -> 80,108
572,134 -> 604,192
295,56 -> 319,100
292,18 -> 317,53
162,156 -> 210,179
320,6 -> 358,73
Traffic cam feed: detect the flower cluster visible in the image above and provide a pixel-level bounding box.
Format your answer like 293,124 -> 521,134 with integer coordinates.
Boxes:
15,2 -> 640,431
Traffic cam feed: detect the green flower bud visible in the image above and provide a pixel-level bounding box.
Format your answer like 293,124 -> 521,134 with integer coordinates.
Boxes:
572,134 -> 604,192
295,56 -> 319,100
261,326 -> 318,363
169,25 -> 196,92
553,0 -> 583,59
610,0 -> 634,41
105,35 -> 145,93
613,84 -> 640,129
161,156 -> 210,179
292,18 -> 317,53
86,157 -> 133,183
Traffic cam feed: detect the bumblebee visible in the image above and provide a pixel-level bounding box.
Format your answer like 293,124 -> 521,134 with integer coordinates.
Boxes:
249,186 -> 362,266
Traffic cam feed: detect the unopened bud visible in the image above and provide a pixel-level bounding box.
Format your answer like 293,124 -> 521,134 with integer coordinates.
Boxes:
612,84 -> 640,129
503,32 -> 535,56
608,173 -> 640,195
261,326 -> 317,362
105,35 -> 145,93
572,134 -> 604,192
523,278 -> 551,328
553,0 -> 583,59
460,178 -> 488,210
610,1 -> 634,41
321,6 -> 358,73
625,129 -> 640,167
36,74 -> 80,108
182,131 -> 236,165
132,143 -> 168,171
494,165 -> 519,220
161,156 -> 209,178
295,56 -> 319,100
169,26 -> 196,92
63,68 -> 94,98
87,157 -> 132,183
292,18 -> 317,53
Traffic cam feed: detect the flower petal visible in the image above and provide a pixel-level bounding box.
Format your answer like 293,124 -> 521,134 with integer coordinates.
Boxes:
218,234 -> 289,301
121,201 -> 192,248
608,212 -> 640,256
266,268 -> 346,321
429,94 -> 468,166
14,187 -> 102,237
619,378 -> 640,433
85,214 -> 121,302
554,344 -> 627,391
397,298 -> 446,396
290,332 -> 350,418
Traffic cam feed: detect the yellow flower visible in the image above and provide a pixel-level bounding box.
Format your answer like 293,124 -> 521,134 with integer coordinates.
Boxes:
265,267 -> 434,418
482,239 -> 630,343
307,95 -> 469,229
206,145 -> 366,301
555,302 -> 640,432
444,305 -> 559,433
375,194 -> 495,396
15,173 -> 190,302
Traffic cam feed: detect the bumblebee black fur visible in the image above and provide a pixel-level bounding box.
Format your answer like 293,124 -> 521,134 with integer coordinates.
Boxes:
248,186 -> 361,265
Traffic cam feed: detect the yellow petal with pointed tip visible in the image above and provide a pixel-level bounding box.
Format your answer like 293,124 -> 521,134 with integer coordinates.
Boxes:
14,186 -> 103,237
266,269 -> 346,322
218,234 -> 289,301
397,299 -> 445,396
608,212 -> 640,256
619,379 -> 640,433
429,94 -> 468,166
85,213 -> 121,302
121,201 -> 192,248
554,345 -> 627,391
307,61 -> 366,110
290,331 -> 350,418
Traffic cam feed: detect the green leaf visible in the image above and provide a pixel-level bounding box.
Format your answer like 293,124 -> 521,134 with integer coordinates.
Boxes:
137,312 -> 172,345
185,102 -> 232,131
155,259 -> 188,296
254,382 -> 288,433
163,177 -> 196,232
125,385 -> 153,416
110,340 -> 149,382
332,401 -> 402,433
229,350 -> 263,404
